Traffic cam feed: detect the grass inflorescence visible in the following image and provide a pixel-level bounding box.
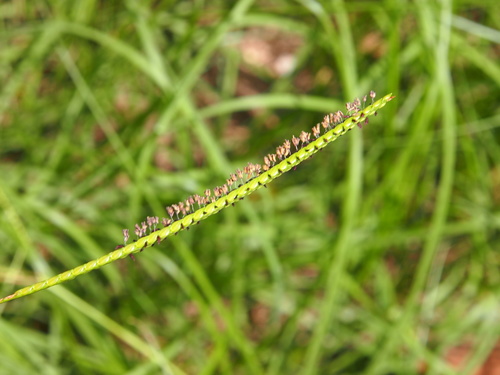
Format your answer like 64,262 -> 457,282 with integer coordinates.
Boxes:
0,92 -> 394,304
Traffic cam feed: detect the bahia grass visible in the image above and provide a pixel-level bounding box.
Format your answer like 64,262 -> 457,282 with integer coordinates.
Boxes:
0,92 -> 394,304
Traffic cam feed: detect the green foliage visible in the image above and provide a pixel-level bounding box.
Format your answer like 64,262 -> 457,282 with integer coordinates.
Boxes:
1,1 -> 499,374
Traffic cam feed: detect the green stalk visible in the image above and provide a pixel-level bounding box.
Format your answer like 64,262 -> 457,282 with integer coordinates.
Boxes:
0,93 -> 394,304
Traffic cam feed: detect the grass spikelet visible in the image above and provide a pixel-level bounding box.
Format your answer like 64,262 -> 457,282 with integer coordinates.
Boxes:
0,92 -> 395,304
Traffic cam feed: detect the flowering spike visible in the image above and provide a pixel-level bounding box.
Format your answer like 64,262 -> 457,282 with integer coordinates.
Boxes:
0,92 -> 395,304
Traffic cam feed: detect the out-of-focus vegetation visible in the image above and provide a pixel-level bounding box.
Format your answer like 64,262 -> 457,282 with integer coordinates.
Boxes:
1,1 -> 499,374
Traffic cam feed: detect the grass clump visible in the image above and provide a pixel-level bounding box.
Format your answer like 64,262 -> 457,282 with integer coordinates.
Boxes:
1,1 -> 500,374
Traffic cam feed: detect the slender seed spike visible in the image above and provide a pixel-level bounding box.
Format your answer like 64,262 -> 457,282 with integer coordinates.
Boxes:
0,92 -> 395,304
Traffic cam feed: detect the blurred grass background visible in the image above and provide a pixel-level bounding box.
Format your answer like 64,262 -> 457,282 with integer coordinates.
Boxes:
1,0 -> 500,374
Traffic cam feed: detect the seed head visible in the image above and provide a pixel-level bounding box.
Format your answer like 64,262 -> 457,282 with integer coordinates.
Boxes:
121,90 -> 388,253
